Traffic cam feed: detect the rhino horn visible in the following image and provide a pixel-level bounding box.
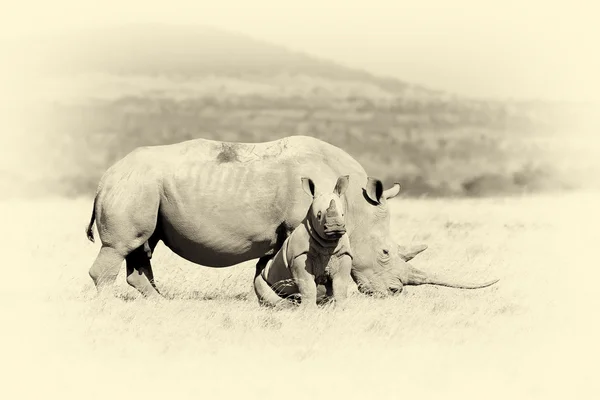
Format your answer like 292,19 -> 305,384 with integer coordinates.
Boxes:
398,244 -> 428,262
326,199 -> 338,217
403,263 -> 499,289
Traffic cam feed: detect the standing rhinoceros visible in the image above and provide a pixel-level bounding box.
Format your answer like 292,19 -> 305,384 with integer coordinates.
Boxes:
86,135 -> 497,299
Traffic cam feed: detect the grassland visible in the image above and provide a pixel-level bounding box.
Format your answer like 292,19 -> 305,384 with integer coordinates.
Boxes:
2,193 -> 598,399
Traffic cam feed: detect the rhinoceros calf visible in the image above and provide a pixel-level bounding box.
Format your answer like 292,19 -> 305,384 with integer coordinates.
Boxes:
86,135 -> 497,300
254,175 -> 353,309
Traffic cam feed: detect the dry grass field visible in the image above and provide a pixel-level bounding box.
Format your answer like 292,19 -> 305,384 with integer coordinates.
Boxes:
2,192 -> 598,399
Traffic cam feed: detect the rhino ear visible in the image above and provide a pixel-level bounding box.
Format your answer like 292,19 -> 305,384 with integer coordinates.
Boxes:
364,177 -> 384,204
301,177 -> 316,197
333,175 -> 349,197
383,183 -> 401,199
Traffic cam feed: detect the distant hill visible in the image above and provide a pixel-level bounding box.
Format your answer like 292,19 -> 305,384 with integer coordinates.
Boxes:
26,24 -> 435,96
5,24 -> 597,198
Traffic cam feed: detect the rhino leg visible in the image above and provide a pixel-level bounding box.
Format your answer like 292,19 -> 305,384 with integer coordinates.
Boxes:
329,255 -> 352,308
253,256 -> 278,306
89,177 -> 161,297
291,255 -> 318,309
125,235 -> 162,299
89,246 -> 126,295
253,272 -> 296,309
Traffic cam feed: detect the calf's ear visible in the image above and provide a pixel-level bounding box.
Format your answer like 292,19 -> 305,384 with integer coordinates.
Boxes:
333,175 -> 350,197
301,177 -> 316,197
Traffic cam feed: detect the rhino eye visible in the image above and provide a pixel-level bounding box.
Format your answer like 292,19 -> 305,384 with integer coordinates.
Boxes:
317,211 -> 322,219
382,249 -> 389,256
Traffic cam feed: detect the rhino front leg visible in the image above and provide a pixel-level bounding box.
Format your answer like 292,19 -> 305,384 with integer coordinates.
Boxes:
330,255 -> 353,309
290,255 -> 318,309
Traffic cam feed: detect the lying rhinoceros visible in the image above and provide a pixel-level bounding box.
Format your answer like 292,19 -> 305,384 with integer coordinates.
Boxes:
86,135 -> 497,299
254,175 -> 353,309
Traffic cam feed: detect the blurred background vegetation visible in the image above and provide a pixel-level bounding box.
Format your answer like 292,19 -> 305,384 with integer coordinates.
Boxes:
5,24 -> 599,198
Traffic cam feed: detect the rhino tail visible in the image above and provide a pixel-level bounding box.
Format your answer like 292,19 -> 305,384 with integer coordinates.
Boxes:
404,263 -> 499,289
86,196 -> 98,243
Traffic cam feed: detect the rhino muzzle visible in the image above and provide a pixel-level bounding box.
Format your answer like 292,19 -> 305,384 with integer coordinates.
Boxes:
323,200 -> 346,237
323,226 -> 346,238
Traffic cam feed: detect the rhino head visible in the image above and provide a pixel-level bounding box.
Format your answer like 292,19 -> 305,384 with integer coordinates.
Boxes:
301,175 -> 349,240
345,177 -> 498,296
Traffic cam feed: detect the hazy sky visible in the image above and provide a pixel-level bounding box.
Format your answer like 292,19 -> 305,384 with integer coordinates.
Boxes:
4,0 -> 599,101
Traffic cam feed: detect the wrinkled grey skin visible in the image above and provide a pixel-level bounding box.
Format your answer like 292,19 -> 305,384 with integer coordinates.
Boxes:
86,136 -> 498,299
254,175 -> 353,309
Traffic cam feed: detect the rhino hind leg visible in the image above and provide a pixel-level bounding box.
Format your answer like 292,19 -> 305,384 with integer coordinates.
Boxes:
89,246 -> 126,295
89,176 -> 161,297
253,273 -> 296,309
125,235 -> 162,299
253,256 -> 297,309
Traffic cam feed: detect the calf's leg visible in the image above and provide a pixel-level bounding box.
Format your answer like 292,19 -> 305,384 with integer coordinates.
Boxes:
291,255 -> 317,309
253,273 -> 295,309
330,255 -> 352,308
